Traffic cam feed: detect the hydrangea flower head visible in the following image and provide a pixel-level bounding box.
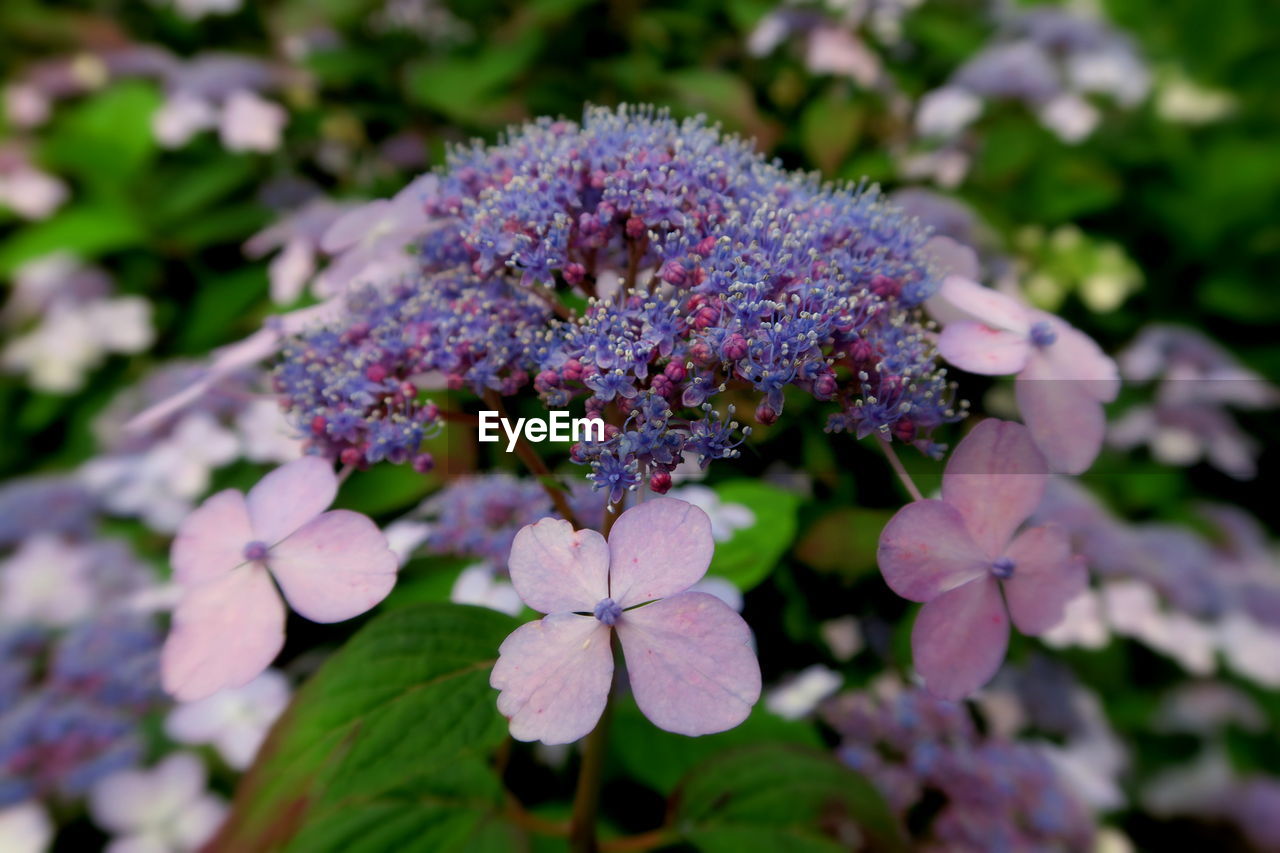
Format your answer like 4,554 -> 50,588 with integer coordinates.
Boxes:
877,420 -> 1087,699
930,276 -> 1119,474
162,456 -> 398,701
491,497 -> 761,744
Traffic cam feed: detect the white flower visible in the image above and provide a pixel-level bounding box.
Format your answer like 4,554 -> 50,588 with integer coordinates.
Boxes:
450,563 -> 523,616
0,535 -> 96,628
1041,588 -> 1110,650
1,296 -> 153,393
1038,93 -> 1101,144
169,0 -> 242,21
1101,581 -> 1216,675
0,165 -> 68,220
4,84 -> 51,129
664,485 -> 754,542
89,753 -> 227,853
765,665 -> 843,720
235,399 -> 304,464
218,91 -> 287,153
0,801 -> 53,853
914,87 -> 983,138
805,26 -> 880,86
382,519 -> 433,566
820,616 -> 864,661
152,94 -> 218,148
165,670 -> 291,770
1217,612 -> 1280,688
1066,49 -> 1150,107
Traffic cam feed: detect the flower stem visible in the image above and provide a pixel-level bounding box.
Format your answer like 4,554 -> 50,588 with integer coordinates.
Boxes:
482,390 -> 582,527
568,640 -> 618,853
877,433 -> 925,502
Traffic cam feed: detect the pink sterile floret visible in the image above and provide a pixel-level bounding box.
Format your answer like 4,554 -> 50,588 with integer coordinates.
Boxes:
877,419 -> 1087,700
491,497 -> 762,744
929,275 -> 1120,475
161,456 -> 398,701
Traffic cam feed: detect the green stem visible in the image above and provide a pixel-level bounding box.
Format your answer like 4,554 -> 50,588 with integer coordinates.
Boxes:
877,433 -> 925,502
568,650 -> 617,853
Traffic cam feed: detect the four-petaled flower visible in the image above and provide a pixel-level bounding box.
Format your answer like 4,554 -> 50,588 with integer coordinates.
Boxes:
491,498 -> 761,744
877,419 -> 1087,700
162,456 -> 398,701
929,275 -> 1119,474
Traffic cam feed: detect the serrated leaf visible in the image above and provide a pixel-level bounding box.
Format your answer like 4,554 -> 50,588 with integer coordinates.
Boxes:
706,480 -> 801,590
214,603 -> 521,852
672,744 -> 906,852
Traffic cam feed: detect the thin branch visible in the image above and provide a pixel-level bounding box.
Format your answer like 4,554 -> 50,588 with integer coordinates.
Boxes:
876,433 -> 925,503
568,637 -> 619,853
482,390 -> 582,528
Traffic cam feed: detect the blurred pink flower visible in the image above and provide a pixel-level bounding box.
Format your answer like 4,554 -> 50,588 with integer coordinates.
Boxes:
88,753 -> 225,853
165,669 -> 291,769
152,92 -> 218,148
161,457 -> 398,700
877,420 -> 1087,700
218,90 -> 287,153
929,275 -> 1119,474
314,174 -> 437,296
491,498 -> 761,744
244,198 -> 352,304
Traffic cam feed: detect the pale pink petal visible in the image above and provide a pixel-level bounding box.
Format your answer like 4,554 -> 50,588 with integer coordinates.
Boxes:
920,235 -> 981,281
268,235 -> 314,305
932,275 -> 1030,333
1016,363 -> 1106,475
1029,313 -> 1120,402
912,576 -> 1009,701
607,498 -> 714,608
245,457 -> 337,545
937,322 -> 1033,375
942,419 -> 1048,557
507,518 -> 610,614
490,613 -> 613,745
1002,526 -> 1088,635
615,591 -> 761,736
267,510 -> 398,622
161,567 -> 285,702
170,489 -> 253,586
320,200 -> 391,254
877,500 -> 991,602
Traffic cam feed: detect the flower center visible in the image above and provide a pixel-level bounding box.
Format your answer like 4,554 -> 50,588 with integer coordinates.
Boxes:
1029,321 -> 1057,348
991,557 -> 1016,580
593,597 -> 622,626
243,540 -> 269,562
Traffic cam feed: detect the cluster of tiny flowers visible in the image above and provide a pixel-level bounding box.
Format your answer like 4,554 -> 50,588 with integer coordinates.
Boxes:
277,105 -> 957,497
416,473 -> 605,565
0,603 -> 164,805
823,686 -> 1095,851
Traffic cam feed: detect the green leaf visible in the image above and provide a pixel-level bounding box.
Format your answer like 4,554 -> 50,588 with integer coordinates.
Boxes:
405,37 -> 540,126
800,94 -> 863,175
216,603 -> 521,852
610,697 -> 821,795
0,201 -> 145,275
332,463 -> 440,516
794,507 -> 893,582
706,480 -> 801,590
665,69 -> 779,147
40,81 -> 160,190
671,743 -> 906,852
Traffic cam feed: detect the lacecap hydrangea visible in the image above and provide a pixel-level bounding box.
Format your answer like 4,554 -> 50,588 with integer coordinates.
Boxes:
277,105 -> 958,498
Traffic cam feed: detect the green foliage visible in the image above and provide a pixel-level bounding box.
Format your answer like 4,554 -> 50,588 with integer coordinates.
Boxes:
670,743 -> 907,852
706,480 -> 801,590
215,603 -> 520,852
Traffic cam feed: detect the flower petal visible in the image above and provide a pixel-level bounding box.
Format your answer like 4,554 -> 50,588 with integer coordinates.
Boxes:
937,322 -> 1033,375
267,510 -> 398,623
490,613 -> 613,745
1001,526 -> 1088,635
942,419 -> 1047,557
615,591 -> 761,736
1016,365 -> 1106,475
607,498 -> 714,607
245,457 -> 338,545
877,500 -> 991,602
161,567 -> 285,702
1029,312 -> 1119,401
170,489 -> 253,586
912,576 -> 1009,700
930,275 -> 1031,333
507,517 -> 610,614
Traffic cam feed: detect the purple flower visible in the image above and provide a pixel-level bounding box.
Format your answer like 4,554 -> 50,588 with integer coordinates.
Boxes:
877,420 -> 1087,699
491,498 -> 761,744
